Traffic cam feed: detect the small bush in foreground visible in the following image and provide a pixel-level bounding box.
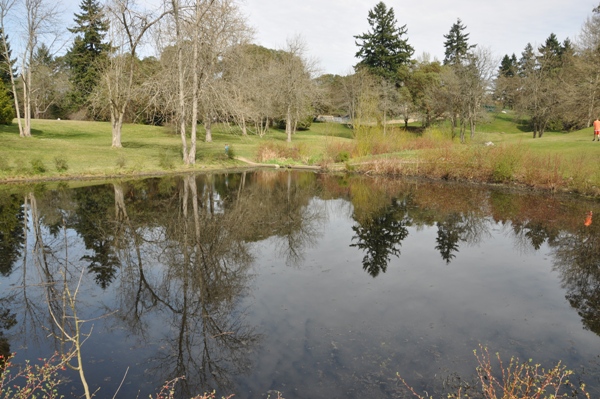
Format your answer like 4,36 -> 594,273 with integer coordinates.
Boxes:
398,346 -> 590,399
225,144 -> 235,160
0,353 -> 65,398
0,353 -> 283,399
54,156 -> 69,172
30,158 -> 47,174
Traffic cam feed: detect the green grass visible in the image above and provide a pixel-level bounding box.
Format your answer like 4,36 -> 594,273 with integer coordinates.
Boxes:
0,119 -> 354,181
474,110 -> 530,134
4,114 -> 600,197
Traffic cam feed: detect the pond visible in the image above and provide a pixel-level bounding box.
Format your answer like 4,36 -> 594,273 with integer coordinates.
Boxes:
0,171 -> 599,398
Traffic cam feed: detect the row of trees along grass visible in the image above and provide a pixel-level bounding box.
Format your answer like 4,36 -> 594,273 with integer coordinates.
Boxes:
0,0 -> 600,164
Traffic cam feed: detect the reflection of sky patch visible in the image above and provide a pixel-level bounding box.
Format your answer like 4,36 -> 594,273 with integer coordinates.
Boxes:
2,175 -> 600,399
243,202 -> 599,398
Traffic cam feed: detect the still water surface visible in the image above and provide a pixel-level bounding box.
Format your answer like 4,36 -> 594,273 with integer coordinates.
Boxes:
0,171 -> 599,398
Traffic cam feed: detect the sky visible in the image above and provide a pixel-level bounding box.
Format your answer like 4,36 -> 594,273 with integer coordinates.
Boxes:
236,0 -> 596,75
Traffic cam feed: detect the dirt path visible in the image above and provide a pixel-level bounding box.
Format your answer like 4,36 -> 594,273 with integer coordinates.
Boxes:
234,157 -> 322,171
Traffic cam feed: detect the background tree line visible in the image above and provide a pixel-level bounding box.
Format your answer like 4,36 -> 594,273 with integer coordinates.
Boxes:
0,0 -> 599,152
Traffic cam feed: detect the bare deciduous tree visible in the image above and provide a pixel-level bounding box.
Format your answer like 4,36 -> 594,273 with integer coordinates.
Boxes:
159,0 -> 250,164
21,0 -> 61,136
0,0 -> 23,135
101,0 -> 169,148
276,36 -> 318,142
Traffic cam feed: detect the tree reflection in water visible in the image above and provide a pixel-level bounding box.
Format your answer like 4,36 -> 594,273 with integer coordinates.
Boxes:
1,172 -> 600,396
351,198 -> 409,277
552,221 -> 600,336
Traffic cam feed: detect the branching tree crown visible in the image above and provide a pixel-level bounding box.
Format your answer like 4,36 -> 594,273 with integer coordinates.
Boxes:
354,1 -> 414,82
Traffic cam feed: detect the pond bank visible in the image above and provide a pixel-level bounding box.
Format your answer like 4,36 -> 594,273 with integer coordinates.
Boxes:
1,155 -> 598,202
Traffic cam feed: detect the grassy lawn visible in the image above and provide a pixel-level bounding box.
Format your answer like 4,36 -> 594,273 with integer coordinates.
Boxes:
0,119 -> 354,181
3,113 -> 600,196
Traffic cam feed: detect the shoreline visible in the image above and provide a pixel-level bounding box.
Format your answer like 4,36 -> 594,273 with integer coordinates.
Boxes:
0,158 -> 594,203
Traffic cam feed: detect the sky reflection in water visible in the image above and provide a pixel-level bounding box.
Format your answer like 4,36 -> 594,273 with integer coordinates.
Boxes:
0,171 -> 599,398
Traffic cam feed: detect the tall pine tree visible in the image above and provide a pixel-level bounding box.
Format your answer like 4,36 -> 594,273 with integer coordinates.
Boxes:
64,0 -> 109,111
0,28 -> 15,89
0,80 -> 14,124
498,53 -> 517,77
443,18 -> 476,65
354,1 -> 414,82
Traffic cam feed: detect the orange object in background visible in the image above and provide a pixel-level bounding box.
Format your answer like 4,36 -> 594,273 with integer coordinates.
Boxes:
585,211 -> 593,227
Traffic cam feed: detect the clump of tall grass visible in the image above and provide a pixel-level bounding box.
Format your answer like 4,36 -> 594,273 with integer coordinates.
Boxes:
158,149 -> 175,170
564,154 -> 600,195
30,158 -> 47,174
353,124 -> 383,157
398,126 -> 451,151
521,153 -> 564,190
324,141 -> 355,164
488,144 -> 526,183
54,156 -> 69,172
398,346 -> 590,399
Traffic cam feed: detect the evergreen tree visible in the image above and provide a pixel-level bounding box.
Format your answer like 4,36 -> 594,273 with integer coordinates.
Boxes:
64,0 -> 109,110
443,18 -> 476,65
0,28 -> 16,89
537,33 -> 563,72
354,1 -> 414,81
0,81 -> 14,125
33,43 -> 54,67
498,53 -> 517,77
518,43 -> 536,77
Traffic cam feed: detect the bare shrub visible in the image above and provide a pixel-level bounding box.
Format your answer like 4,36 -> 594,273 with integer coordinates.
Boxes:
256,142 -> 302,163
398,346 -> 590,399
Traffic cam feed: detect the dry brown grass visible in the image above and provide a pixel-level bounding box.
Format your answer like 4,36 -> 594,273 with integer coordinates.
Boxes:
352,134 -> 600,197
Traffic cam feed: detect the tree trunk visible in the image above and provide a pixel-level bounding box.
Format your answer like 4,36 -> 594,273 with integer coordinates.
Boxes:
22,71 -> 32,137
205,113 -> 212,143
111,113 -> 123,148
172,0 -> 188,164
382,107 -> 387,136
286,106 -> 292,142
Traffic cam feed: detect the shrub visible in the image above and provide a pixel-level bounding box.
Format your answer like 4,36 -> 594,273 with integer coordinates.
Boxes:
226,144 -> 235,159
490,145 -> 524,183
116,155 -> 127,169
336,150 -> 350,163
256,142 -> 301,163
158,150 -> 175,170
54,156 -> 69,172
398,346 -> 590,399
30,158 -> 47,174
0,353 -> 65,398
